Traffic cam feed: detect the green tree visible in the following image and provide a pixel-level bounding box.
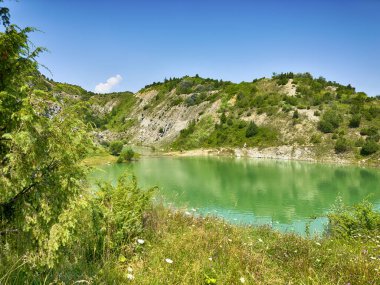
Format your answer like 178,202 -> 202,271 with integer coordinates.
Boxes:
349,114 -> 361,128
334,137 -> 348,153
109,140 -> 124,155
360,140 -> 379,156
318,109 -> 342,133
117,147 -> 135,162
246,121 -> 259,138
0,5 -> 91,268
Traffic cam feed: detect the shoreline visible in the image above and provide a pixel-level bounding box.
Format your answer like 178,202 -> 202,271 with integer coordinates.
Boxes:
159,146 -> 380,169
84,146 -> 380,169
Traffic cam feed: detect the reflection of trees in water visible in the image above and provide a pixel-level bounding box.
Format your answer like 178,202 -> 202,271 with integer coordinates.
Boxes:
90,157 -> 380,224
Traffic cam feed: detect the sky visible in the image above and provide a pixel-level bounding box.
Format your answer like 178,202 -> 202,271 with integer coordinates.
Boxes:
5,0 -> 380,95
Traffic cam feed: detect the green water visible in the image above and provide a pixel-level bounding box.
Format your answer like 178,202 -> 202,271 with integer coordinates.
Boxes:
88,156 -> 380,235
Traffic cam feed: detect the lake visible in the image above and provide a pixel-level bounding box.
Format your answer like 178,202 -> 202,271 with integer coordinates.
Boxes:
88,156 -> 380,235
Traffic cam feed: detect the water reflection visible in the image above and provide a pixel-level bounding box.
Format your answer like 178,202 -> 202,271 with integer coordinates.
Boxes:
88,157 -> 380,235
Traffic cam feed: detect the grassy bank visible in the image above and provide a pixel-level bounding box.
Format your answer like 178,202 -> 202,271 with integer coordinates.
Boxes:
2,203 -> 380,284
101,206 -> 380,285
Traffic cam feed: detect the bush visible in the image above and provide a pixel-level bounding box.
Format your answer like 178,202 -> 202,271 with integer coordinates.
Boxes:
176,79 -> 193,94
310,134 -> 322,144
245,121 -> 259,138
360,126 -> 378,137
318,110 -> 342,133
109,140 -> 124,155
360,140 -> 379,156
355,138 -> 365,147
334,137 -> 348,153
348,114 -> 361,128
328,199 -> 380,237
117,148 -> 136,163
91,175 -> 154,257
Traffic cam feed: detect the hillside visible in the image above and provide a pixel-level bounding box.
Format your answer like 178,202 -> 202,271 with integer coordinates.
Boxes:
45,73 -> 380,165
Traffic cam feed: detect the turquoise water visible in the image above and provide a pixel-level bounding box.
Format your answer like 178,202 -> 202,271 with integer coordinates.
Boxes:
88,156 -> 380,235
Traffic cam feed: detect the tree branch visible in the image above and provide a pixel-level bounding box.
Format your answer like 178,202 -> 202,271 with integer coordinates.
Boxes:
0,159 -> 57,209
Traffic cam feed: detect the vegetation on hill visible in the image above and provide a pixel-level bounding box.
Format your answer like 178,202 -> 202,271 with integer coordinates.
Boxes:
56,70 -> 379,164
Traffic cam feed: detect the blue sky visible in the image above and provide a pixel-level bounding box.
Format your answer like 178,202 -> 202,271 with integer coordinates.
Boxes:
5,0 -> 380,95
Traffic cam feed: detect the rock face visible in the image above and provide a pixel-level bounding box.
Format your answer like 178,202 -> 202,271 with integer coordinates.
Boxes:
90,88 -> 224,146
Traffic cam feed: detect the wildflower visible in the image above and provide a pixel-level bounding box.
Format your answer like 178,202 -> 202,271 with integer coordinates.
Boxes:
127,273 -> 134,280
208,257 -> 213,261
127,267 -> 133,273
185,211 -> 191,216
240,277 -> 245,283
137,239 -> 145,245
165,258 -> 173,264
258,238 -> 263,243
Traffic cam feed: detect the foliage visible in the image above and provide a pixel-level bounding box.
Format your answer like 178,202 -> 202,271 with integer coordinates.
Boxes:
328,198 -> 380,238
360,140 -> 379,156
318,109 -> 343,133
109,140 -> 123,155
349,114 -> 361,128
0,174 -> 154,282
0,9 -> 91,269
245,121 -> 259,138
334,137 -> 348,153
310,134 -> 322,144
91,175 -> 154,258
360,126 -> 378,137
117,147 -> 137,163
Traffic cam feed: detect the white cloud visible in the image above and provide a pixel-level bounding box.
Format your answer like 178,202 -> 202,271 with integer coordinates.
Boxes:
95,74 -> 123,93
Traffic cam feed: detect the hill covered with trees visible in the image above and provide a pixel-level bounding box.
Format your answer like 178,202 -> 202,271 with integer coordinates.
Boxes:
48,72 -> 380,165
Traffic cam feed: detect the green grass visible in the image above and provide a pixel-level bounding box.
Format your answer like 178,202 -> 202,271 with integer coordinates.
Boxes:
2,203 -> 380,284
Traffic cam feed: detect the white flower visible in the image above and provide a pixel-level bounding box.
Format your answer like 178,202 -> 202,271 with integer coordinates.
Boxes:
185,211 -> 191,216
208,257 -> 213,261
165,258 -> 173,264
127,273 -> 134,280
240,277 -> 245,283
258,238 -> 263,243
137,239 -> 145,245
127,267 -> 133,273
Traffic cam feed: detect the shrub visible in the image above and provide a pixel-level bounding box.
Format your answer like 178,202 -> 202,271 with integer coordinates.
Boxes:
360,126 -> 378,137
220,112 -> 227,124
360,140 -> 379,156
334,137 -> 348,153
109,140 -> 124,155
318,109 -> 342,133
246,121 -> 259,138
348,114 -> 361,128
176,79 -> 193,94
355,138 -> 365,147
328,199 -> 380,238
117,148 -> 136,163
92,175 -> 154,256
310,134 -> 322,144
